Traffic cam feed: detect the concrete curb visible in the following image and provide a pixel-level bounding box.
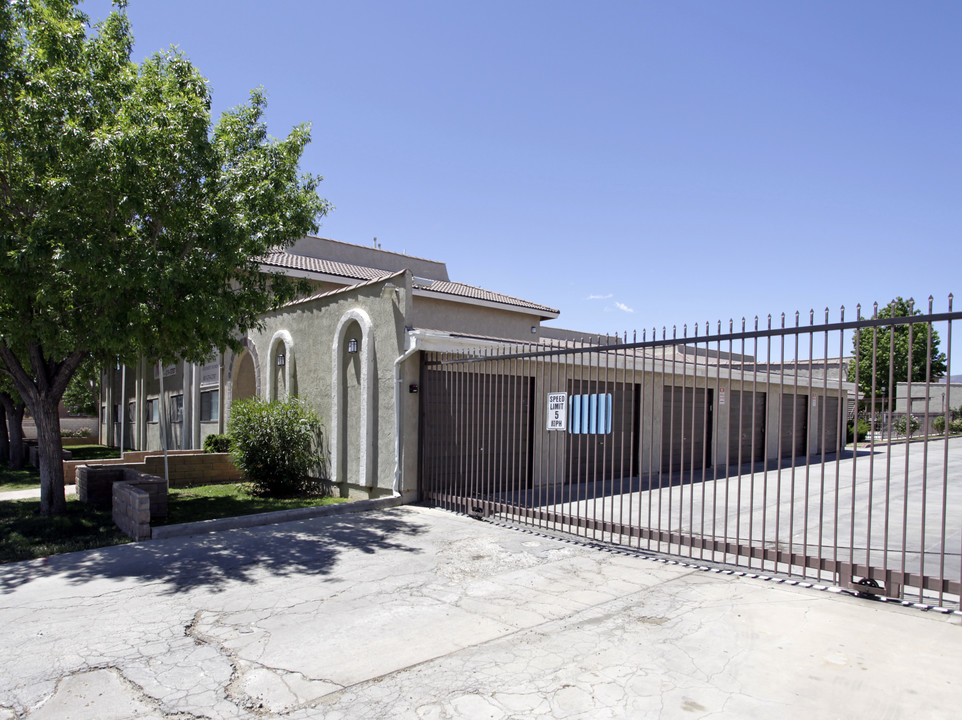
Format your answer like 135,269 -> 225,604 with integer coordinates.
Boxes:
150,496 -> 404,540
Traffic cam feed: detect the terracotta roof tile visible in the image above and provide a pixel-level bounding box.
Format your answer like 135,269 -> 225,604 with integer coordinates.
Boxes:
262,251 -> 558,315
413,279 -> 559,315
260,252 -> 391,281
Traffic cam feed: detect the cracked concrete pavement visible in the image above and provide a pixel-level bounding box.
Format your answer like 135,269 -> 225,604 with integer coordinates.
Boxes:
0,505 -> 959,719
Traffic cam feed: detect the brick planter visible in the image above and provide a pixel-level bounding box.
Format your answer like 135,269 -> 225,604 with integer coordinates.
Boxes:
77,465 -> 168,541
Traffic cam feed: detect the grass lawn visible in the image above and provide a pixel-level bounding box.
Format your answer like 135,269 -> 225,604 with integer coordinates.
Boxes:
0,445 -> 120,494
0,464 -> 42,493
0,495 -> 131,564
163,483 -> 348,525
67,444 -> 122,461
1,466 -> 347,563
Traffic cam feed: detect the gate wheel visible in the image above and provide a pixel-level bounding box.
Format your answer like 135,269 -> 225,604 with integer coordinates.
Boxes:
854,576 -> 882,600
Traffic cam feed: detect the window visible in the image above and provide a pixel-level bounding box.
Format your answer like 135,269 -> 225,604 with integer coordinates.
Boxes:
127,401 -> 136,423
200,389 -> 219,422
145,398 -> 158,423
101,404 -> 107,425
169,395 -> 184,423
568,393 -> 613,435
112,404 -> 120,424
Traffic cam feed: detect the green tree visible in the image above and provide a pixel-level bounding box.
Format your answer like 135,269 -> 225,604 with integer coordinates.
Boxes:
847,297 -> 947,411
0,1 -> 329,514
62,356 -> 101,416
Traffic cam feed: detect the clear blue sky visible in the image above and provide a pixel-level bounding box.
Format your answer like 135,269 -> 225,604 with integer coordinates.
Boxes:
81,0 -> 960,352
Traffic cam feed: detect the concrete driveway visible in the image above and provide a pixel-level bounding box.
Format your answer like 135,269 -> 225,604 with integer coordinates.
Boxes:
0,505 -> 959,719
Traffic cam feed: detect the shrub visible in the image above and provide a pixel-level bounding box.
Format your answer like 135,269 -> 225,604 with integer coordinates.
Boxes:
893,415 -> 920,437
61,427 -> 94,439
203,434 -> 232,453
846,418 -> 870,443
227,397 -> 325,497
951,418 -> 962,434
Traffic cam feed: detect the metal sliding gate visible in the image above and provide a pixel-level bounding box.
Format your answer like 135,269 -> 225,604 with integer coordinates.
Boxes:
419,297 -> 962,610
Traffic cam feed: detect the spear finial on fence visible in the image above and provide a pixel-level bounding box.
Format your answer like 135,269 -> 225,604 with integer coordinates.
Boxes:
928,295 -> 934,313
949,293 -> 953,311
767,314 -> 772,329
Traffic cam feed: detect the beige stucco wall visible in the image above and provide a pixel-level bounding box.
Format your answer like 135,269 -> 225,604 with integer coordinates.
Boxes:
410,294 -> 542,341
247,274 -> 413,499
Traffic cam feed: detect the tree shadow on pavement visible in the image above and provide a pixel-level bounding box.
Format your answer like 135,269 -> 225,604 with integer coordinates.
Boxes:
0,509 -> 427,595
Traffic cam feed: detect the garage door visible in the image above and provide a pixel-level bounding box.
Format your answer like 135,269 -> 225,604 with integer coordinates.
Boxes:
779,393 -> 808,459
420,369 -> 534,496
662,386 -> 713,472
566,379 -> 639,485
726,390 -> 766,466
814,395 -> 842,456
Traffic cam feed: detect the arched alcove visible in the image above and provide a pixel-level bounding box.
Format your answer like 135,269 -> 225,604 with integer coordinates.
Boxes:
233,351 -> 257,403
268,330 -> 295,401
332,309 -> 374,487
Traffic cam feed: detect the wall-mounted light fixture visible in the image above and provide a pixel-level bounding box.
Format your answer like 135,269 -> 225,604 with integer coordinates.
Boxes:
348,338 -> 359,354
276,352 -> 286,367
531,326 -> 538,334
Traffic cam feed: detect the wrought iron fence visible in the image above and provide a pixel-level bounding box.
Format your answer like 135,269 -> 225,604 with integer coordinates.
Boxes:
419,295 -> 961,609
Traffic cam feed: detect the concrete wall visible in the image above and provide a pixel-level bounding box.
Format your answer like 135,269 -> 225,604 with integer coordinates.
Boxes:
895,382 -> 962,415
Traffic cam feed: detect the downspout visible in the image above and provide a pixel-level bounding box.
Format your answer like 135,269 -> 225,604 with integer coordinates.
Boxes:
119,362 -> 126,457
392,335 -> 419,498
158,361 -> 169,483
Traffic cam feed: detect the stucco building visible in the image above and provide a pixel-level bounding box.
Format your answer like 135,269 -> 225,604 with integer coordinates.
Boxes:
100,236 -> 851,501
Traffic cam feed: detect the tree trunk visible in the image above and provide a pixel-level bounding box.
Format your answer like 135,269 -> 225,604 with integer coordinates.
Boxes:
0,403 -> 8,463
33,399 -> 66,515
0,344 -> 85,516
0,393 -> 25,469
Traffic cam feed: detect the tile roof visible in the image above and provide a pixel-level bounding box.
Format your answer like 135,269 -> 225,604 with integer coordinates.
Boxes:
260,252 -> 391,282
262,251 -> 558,315
283,270 -> 407,308
412,279 -> 559,315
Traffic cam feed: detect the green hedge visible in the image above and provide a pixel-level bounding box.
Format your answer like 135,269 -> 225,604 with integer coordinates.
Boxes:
227,397 -> 325,497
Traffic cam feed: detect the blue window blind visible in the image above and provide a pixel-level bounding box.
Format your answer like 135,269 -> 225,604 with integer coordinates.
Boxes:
569,393 -> 612,434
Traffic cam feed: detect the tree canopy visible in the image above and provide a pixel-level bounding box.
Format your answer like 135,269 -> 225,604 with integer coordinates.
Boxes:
0,0 -> 329,514
847,297 -> 947,411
